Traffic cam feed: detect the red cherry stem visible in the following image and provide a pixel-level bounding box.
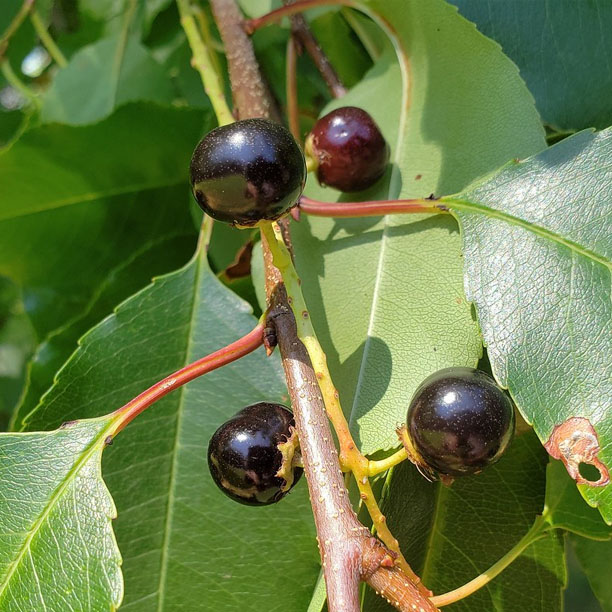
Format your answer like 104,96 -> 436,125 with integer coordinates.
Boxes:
109,321 -> 265,436
299,195 -> 449,217
282,0 -> 348,99
244,0 -> 349,34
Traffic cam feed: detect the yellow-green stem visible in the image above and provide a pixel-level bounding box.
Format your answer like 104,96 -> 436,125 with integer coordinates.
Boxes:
260,220 -> 427,592
430,516 -> 548,606
177,0 -> 233,125
368,447 -> 409,476
305,156 -> 317,173
30,10 -> 67,68
194,7 -> 225,80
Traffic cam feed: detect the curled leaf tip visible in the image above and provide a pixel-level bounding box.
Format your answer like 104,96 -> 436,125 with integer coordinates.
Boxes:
545,416 -> 610,487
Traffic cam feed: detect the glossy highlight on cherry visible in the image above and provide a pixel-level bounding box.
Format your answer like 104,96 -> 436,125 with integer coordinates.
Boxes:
407,367 -> 515,477
208,402 -> 302,506
306,106 -> 389,192
190,118 -> 306,226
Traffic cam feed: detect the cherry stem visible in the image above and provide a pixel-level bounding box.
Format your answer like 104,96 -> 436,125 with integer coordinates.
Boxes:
367,448 -> 409,476
109,321 -> 265,436
282,0 -> 347,99
305,157 -> 318,173
430,516 -> 549,606
286,34 -> 300,141
244,0 -> 348,34
299,195 -> 449,218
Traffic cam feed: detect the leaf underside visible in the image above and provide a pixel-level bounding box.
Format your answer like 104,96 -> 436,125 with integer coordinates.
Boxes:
293,0 -> 545,457
447,128 -> 612,523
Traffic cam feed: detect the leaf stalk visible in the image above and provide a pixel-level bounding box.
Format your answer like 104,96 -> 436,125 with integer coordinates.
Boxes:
109,321 -> 265,435
299,195 -> 449,218
244,0 -> 351,34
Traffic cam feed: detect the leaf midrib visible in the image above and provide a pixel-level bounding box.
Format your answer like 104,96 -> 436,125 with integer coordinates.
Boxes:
348,10 -> 411,427
446,197 -> 612,270
0,424 -> 111,602
0,177 -> 185,223
156,246 -> 207,611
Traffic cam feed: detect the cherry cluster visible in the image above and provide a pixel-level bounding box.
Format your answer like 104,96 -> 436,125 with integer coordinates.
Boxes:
189,109 -> 515,506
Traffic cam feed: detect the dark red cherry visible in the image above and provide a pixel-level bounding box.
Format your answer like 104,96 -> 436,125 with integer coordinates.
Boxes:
190,119 -> 306,226
305,106 -> 389,192
407,367 -> 515,477
207,402 -> 302,506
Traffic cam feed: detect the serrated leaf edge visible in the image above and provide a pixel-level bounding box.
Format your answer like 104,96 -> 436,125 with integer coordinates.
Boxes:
0,420 -> 123,609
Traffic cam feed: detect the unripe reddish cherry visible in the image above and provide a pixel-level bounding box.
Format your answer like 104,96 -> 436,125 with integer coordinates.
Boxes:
305,106 -> 390,192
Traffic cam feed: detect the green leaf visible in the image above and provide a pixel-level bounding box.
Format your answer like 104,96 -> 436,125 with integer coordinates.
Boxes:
445,128 -> 612,522
237,0 -> 281,18
0,278 -> 34,429
544,461 -> 612,540
307,572 -> 327,612
21,244 -> 319,610
363,433 -> 565,611
0,418 -> 122,610
208,223 -> 254,273
0,110 -> 24,148
293,0 -> 545,455
0,103 -> 205,342
147,5 -> 215,111
142,0 -> 174,35
450,0 -> 612,131
309,11 -> 372,89
41,35 -> 174,125
571,535 -> 612,612
12,233 -> 196,432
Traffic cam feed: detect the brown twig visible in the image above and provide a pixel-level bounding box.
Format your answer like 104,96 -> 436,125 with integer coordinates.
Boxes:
209,2 -> 438,610
209,0 -> 281,122
282,0 -> 347,99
